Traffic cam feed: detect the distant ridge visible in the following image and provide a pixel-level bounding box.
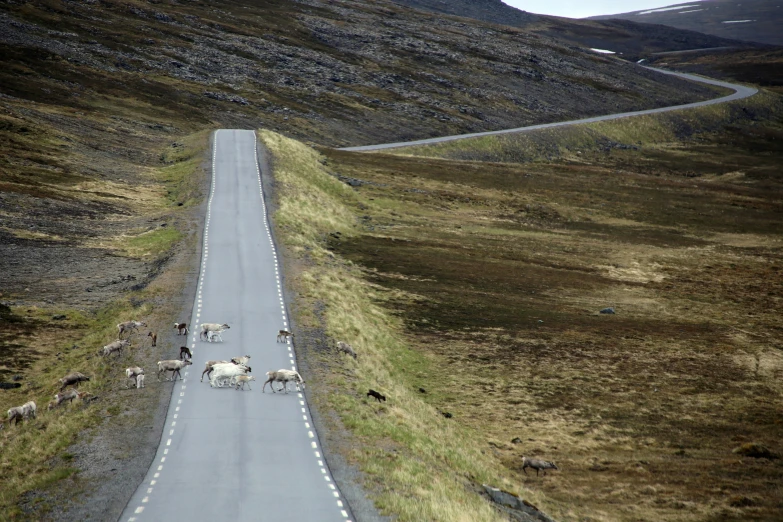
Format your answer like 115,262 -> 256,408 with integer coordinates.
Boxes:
390,0 -> 756,58
588,0 -> 783,47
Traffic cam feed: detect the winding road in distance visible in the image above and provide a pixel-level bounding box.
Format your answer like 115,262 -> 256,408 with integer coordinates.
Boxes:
121,130 -> 351,522
340,67 -> 758,152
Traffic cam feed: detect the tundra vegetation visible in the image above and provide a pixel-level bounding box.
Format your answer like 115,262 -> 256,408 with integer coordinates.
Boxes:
261,86 -> 783,522
0,0 -> 779,519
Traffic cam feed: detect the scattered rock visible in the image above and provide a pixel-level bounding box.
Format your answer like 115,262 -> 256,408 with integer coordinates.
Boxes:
728,495 -> 755,508
482,485 -> 557,522
52,314 -> 67,320
441,411 -> 453,419
0,382 -> 22,390
732,443 -> 779,459
418,387 -> 426,394
511,437 -> 522,444
599,307 -> 615,314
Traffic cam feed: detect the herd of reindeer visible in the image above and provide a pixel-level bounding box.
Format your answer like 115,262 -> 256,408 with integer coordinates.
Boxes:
3,318 -> 363,429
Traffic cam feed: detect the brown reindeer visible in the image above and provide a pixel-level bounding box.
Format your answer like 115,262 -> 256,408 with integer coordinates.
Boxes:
148,331 -> 157,347
174,322 -> 188,335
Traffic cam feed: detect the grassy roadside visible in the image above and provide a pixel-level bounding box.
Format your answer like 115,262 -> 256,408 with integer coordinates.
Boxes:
260,130 -> 557,521
262,85 -> 783,522
0,131 -> 208,519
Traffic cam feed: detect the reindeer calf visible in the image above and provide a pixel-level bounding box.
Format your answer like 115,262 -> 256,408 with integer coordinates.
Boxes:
174,322 -> 189,335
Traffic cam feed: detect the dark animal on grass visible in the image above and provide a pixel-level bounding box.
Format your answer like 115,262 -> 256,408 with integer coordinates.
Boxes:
367,389 -> 386,403
148,331 -> 157,347
522,456 -> 558,476
180,346 -> 193,360
337,341 -> 357,360
59,372 -> 90,391
117,320 -> 147,339
174,322 -> 189,335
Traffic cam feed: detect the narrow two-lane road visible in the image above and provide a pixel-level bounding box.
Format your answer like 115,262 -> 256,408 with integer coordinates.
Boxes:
121,130 -> 350,521
340,68 -> 757,152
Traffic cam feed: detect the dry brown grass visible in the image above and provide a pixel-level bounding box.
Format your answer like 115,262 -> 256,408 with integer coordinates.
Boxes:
304,98 -> 783,521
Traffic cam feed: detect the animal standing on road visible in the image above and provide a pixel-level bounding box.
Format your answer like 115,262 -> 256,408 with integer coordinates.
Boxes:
156,359 -> 192,381
522,456 -> 558,476
100,339 -> 130,358
180,346 -> 193,360
200,323 -> 230,342
201,360 -> 229,382
235,375 -> 256,391
174,322 -> 189,335
262,369 -> 305,394
209,363 -> 251,388
117,320 -> 147,339
277,329 -> 294,343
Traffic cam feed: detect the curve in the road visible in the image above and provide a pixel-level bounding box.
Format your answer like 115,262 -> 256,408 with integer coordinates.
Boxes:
339,67 -> 757,152
121,130 -> 352,522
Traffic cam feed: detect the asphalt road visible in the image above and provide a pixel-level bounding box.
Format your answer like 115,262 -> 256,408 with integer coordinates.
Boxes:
120,130 -> 351,522
339,67 -> 758,152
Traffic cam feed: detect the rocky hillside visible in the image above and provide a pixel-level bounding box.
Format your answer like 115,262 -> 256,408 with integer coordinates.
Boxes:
391,0 -> 753,60
0,0 -> 723,151
589,0 -> 783,47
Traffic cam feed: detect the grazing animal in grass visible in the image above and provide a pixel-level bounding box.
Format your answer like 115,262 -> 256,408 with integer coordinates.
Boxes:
48,390 -> 88,410
200,323 -> 230,341
277,329 -> 294,343
117,320 -> 147,339
59,372 -> 90,391
136,374 -> 145,388
337,341 -> 358,360
235,375 -> 256,391
180,346 -> 193,361
157,359 -> 192,381
522,456 -> 558,476
174,322 -> 189,335
7,401 -> 36,425
100,339 -> 130,358
148,331 -> 157,347
262,370 -> 305,394
125,367 -> 144,388
367,389 -> 386,403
